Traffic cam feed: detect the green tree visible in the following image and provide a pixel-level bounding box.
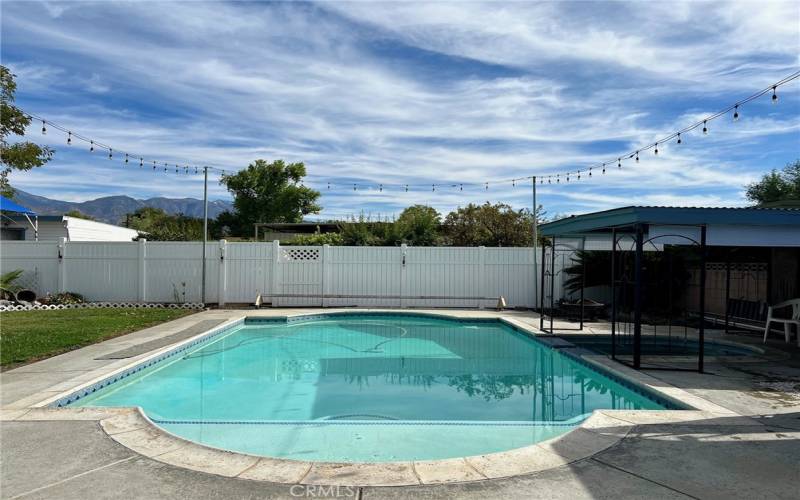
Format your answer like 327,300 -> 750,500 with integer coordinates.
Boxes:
393,205 -> 441,246
125,207 -> 204,241
1,66 -> 53,198
286,232 -> 344,246
64,209 -> 96,221
443,202 -> 538,247
219,159 -> 321,236
745,160 -> 800,205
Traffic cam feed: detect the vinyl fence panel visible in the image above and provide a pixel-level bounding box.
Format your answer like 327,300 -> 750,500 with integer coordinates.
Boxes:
0,240 -> 565,308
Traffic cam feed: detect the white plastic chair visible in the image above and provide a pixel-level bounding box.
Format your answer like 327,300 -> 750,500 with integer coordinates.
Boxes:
763,299 -> 800,347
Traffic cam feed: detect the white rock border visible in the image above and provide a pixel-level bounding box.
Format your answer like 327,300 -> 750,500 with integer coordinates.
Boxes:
0,302 -> 204,312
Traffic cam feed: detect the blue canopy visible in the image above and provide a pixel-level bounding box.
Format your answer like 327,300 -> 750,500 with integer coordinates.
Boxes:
0,195 -> 36,215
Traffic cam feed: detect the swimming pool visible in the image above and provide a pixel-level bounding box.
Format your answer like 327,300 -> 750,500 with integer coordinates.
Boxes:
66,313 -> 677,462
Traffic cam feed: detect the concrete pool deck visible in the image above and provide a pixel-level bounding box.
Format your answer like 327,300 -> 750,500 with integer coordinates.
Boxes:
2,308 -> 799,499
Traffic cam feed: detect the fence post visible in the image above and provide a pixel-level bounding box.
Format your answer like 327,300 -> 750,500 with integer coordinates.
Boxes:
218,239 -> 227,307
271,240 -> 280,307
57,237 -> 67,293
400,244 -> 407,309
478,246 -> 486,309
321,244 -> 329,308
138,239 -> 147,302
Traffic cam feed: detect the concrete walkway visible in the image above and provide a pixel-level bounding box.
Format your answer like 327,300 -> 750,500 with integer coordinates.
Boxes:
2,309 -> 799,499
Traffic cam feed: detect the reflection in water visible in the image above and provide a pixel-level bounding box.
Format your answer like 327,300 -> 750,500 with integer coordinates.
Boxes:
72,315 -> 666,461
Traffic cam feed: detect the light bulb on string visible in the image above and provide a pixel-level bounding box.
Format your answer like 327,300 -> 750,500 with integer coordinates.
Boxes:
164,163 -> 168,172
90,141 -> 94,152
175,165 -> 179,173
566,173 -> 570,182
41,121 -> 46,135
602,164 -> 606,174
677,133 -> 682,145
512,180 -> 515,187
125,153 -> 129,164
589,167 -> 592,177
108,149 -> 113,160
654,143 -> 658,155
635,152 -> 639,163
195,167 -> 199,174
733,105 -> 739,121
140,158 -> 143,167
577,172 -> 581,180
327,182 -> 330,190
556,175 -> 560,183
460,184 -> 463,191
67,132 -> 72,145
379,184 -> 383,192
702,120 -> 708,135
405,185 -> 409,192
153,161 -> 156,170
432,185 -> 435,192
772,86 -> 778,103
618,158 -> 621,169
353,184 -> 357,191
485,182 -> 489,191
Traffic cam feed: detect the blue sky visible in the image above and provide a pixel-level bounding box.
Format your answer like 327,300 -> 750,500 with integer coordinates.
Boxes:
2,1 -> 799,220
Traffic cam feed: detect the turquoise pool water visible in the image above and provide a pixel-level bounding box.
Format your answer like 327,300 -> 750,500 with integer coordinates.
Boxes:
71,314 -> 670,461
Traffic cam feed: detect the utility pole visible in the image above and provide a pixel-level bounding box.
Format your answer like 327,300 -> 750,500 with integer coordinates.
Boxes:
201,166 -> 208,306
532,176 -> 538,312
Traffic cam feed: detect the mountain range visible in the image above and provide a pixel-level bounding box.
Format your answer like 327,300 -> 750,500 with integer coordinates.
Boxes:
11,189 -> 233,225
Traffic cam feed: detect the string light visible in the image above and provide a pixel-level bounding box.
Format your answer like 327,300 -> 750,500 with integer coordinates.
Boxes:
12,70 -> 798,194
460,184 -> 463,191
327,182 -> 330,190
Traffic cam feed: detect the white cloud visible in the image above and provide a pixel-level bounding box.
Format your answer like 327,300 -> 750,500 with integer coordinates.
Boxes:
2,0 -> 798,218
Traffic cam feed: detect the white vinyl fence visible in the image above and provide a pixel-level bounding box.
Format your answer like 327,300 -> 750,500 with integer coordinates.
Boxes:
1,240 -> 571,308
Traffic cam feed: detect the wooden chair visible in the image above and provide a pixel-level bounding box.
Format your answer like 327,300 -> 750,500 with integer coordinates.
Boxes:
763,299 -> 800,347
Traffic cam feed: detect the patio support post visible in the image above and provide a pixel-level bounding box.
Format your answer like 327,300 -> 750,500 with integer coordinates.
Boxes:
579,236 -> 586,330
633,224 -> 644,369
539,241 -> 547,330
550,235 -> 556,333
699,225 -> 707,373
611,228 -> 617,360
725,249 -> 731,335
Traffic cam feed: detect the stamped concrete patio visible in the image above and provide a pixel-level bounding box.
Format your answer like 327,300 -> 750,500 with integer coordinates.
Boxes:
2,309 -> 799,499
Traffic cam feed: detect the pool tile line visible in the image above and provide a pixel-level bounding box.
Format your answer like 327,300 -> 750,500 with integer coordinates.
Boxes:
40,317 -> 246,409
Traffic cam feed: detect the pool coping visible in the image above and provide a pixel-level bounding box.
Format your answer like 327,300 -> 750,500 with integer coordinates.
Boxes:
3,309 -> 751,486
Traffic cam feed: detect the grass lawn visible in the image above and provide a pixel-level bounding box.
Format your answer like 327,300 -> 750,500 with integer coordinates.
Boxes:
0,307 -> 199,369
